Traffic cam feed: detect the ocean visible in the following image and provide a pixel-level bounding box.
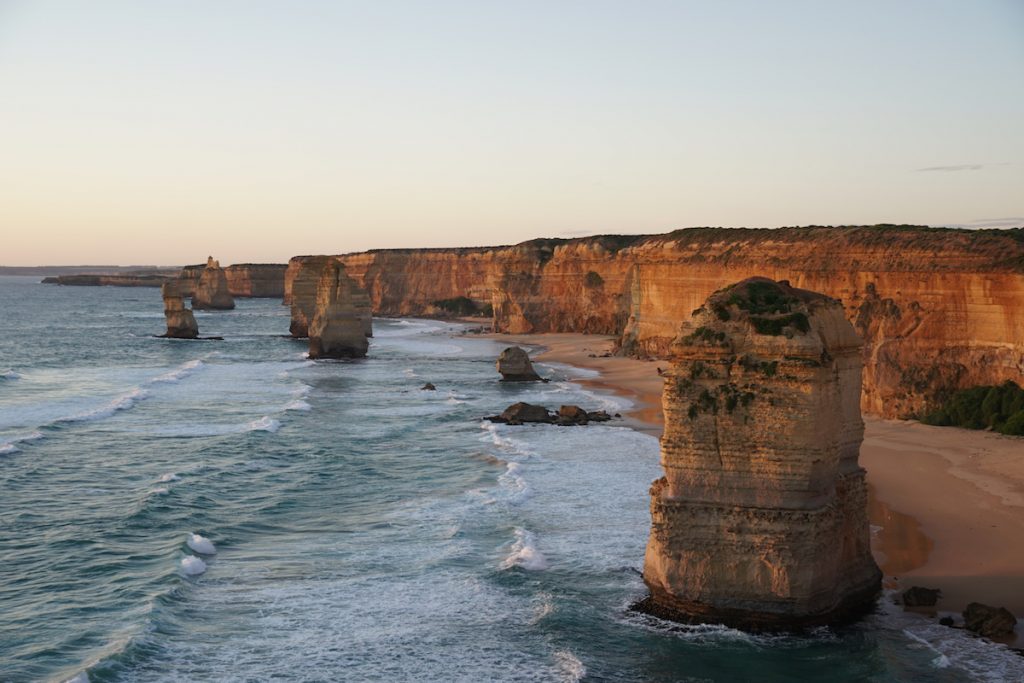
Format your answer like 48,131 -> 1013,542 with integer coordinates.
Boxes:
1,275 -> 1021,683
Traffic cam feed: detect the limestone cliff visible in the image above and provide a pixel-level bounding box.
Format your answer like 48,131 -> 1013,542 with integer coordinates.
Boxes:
640,278 -> 881,630
179,263 -> 286,298
161,282 -> 199,339
285,226 -> 1023,417
308,261 -> 370,359
190,257 -> 235,310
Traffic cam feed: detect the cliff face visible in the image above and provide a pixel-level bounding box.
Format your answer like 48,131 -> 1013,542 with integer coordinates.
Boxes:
641,278 -> 880,629
285,226 -> 1024,417
308,261 -> 370,359
190,257 -> 235,310
179,263 -> 286,298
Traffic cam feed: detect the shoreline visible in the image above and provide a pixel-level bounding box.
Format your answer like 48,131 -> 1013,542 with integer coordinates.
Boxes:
482,331 -> 1024,623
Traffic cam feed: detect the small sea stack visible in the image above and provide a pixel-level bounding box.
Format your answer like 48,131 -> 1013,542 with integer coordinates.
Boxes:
191,257 -> 235,310
308,261 -> 370,359
640,277 -> 881,631
160,282 -> 199,339
496,346 -> 541,381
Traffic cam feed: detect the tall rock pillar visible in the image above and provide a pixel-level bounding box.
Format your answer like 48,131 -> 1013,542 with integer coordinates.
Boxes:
308,261 -> 371,359
191,257 -> 235,310
161,282 -> 199,339
641,277 -> 881,630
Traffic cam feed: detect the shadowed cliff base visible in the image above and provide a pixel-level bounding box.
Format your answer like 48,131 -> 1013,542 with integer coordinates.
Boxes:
290,224 -> 1024,419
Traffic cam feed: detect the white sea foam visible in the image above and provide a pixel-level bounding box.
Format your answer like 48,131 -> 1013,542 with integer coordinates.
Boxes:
151,359 -> 204,384
62,673 -> 89,683
149,487 -> 169,496
247,416 -> 280,433
180,556 -> 207,576
158,472 -> 179,483
498,462 -> 532,505
0,369 -> 21,380
58,388 -> 150,424
500,528 -> 548,571
553,650 -> 586,682
187,533 -> 217,555
0,430 -> 45,455
285,399 -> 312,411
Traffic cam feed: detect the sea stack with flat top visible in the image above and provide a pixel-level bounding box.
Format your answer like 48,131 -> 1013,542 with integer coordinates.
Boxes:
160,281 -> 199,339
191,256 -> 235,310
639,277 -> 881,630
308,261 -> 370,359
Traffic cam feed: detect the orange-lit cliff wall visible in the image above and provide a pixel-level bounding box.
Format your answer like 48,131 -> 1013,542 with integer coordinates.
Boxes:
286,227 -> 1024,418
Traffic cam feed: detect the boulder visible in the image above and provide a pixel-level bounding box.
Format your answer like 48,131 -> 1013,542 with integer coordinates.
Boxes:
421,383 -> 436,391
902,586 -> 942,607
963,602 -> 1017,637
496,347 -> 541,381
587,410 -> 612,422
191,257 -> 235,310
491,402 -> 553,424
308,261 -> 370,359
161,282 -> 199,339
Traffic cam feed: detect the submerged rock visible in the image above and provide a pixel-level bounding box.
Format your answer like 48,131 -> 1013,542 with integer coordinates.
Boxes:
496,347 -> 541,381
902,586 -> 942,607
308,261 -> 370,359
640,277 -> 882,631
161,282 -> 199,339
963,602 -> 1017,637
191,257 -> 235,310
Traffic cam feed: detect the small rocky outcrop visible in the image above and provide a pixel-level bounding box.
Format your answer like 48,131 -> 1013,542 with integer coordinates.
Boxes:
902,586 -> 941,607
963,602 -> 1017,637
486,403 -> 614,426
640,277 -> 882,631
496,347 -> 541,381
421,383 -> 436,391
191,257 -> 235,310
308,261 -> 370,359
161,282 -> 199,339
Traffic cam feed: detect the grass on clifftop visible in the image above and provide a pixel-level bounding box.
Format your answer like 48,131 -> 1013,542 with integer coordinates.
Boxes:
921,381 -> 1024,436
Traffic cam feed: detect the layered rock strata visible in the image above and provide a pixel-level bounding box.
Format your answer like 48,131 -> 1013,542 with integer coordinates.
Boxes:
289,256 -> 371,338
179,263 -> 286,298
496,346 -> 541,381
308,261 -> 370,359
190,257 -> 235,310
161,282 -> 199,339
640,278 -> 881,630
288,226 -> 1024,417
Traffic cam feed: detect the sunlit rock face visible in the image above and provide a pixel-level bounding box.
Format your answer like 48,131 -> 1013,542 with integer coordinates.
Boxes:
308,261 -> 370,359
179,263 -> 286,298
288,256 -> 332,338
640,277 -> 881,631
281,227 -> 1024,418
161,282 -> 199,339
191,257 -> 235,310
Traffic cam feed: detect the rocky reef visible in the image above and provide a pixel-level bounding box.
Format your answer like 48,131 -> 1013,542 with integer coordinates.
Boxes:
639,278 -> 881,630
308,261 -> 370,359
190,257 -> 235,310
496,346 -> 541,381
160,282 -> 199,339
289,226 -> 1024,418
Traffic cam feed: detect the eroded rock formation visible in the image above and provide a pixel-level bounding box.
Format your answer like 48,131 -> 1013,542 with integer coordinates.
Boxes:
308,261 -> 370,359
161,282 -> 199,339
286,226 -> 1024,417
289,256 -> 371,339
178,263 -> 287,298
191,257 -> 235,310
496,346 -> 541,381
640,278 -> 881,630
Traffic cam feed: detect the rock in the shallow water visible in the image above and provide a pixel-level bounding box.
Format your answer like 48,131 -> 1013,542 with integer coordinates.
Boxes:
191,257 -> 235,310
492,402 -> 552,424
421,383 -> 436,391
161,282 -> 199,339
587,410 -> 612,422
308,261 -> 370,359
963,602 -> 1017,637
557,405 -> 589,425
939,616 -> 956,627
902,586 -> 942,607
640,277 -> 882,631
497,346 -> 541,381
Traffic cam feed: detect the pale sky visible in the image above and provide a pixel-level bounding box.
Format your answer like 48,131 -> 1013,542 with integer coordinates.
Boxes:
1,0 -> 1022,266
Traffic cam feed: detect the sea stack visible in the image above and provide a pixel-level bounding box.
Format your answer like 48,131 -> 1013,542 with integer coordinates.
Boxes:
640,277 -> 881,630
191,257 -> 235,310
290,256 -> 372,338
308,261 -> 370,359
161,281 -> 199,339
496,346 -> 541,381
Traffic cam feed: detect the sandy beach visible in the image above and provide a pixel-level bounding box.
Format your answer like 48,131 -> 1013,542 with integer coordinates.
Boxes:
484,331 -> 1024,618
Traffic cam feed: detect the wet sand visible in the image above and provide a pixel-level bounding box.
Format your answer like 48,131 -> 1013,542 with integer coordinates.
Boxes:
484,331 -> 1024,617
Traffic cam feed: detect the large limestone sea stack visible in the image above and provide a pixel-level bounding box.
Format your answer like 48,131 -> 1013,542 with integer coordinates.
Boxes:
640,277 -> 881,630
161,282 -> 199,339
191,257 -> 235,310
308,261 -> 371,359
290,256 -> 372,339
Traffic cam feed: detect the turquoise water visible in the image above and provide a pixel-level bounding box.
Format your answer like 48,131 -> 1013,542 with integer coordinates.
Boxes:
1,275 -> 1021,682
